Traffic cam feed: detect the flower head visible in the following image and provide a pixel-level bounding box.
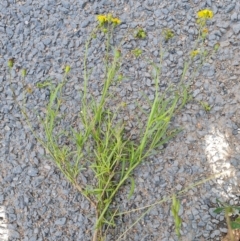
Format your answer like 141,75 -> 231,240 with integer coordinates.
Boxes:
202,28 -> 208,33
111,17 -> 121,25
190,50 -> 200,58
97,15 -> 107,24
197,9 -> 213,19
97,14 -> 121,27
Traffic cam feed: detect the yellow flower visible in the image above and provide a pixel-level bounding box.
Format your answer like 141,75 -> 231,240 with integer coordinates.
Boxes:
197,9 -> 213,19
120,102 -> 127,107
26,85 -> 33,94
111,17 -> 121,25
97,14 -> 121,26
190,50 -> 200,58
202,28 -> 208,33
97,15 -> 107,24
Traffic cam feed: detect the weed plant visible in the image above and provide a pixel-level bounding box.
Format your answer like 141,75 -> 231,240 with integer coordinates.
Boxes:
33,16 -> 189,240
7,9 -> 229,241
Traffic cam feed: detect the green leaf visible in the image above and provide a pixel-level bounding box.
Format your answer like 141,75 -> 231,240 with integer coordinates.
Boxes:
176,216 -> 182,226
230,221 -> 240,229
36,80 -> 52,88
128,177 -> 135,199
213,207 -> 225,214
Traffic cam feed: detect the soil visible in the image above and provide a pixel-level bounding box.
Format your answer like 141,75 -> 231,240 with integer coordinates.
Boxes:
222,230 -> 240,241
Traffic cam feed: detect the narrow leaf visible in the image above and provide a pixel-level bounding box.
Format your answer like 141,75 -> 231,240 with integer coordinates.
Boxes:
213,207 -> 225,214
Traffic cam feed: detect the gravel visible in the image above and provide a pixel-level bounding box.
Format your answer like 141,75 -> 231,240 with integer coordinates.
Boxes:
1,0 -> 240,240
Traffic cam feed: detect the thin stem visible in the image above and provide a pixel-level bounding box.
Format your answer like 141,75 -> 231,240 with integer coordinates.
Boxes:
115,169 -> 234,217
92,210 -> 99,241
225,212 -> 234,241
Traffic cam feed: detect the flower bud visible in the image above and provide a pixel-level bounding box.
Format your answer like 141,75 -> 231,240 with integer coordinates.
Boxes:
8,58 -> 15,68
214,43 -> 220,51
21,68 -> 27,78
114,49 -> 121,59
64,65 -> 71,74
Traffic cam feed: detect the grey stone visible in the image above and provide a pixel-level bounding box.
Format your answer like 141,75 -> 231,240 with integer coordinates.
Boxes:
9,229 -> 20,239
231,12 -> 238,22
12,165 -> 22,174
192,208 -> 199,216
6,27 -> 13,37
43,38 -> 52,45
176,184 -> 182,191
213,30 -> 222,37
198,221 -> 205,227
0,194 -> 4,204
147,0 -> 154,6
162,8 -> 169,15
201,214 -> 210,221
230,158 -> 238,166
55,217 -> 66,225
27,167 -> 39,177
0,26 -> 5,33
154,9 -> 162,18
220,40 -> 230,47
193,89 -> 200,97
81,20 -> 90,28
211,230 -> 220,238
29,236 -> 37,241
62,1 -> 70,9
206,224 -> 214,231
232,129 -> 238,135
191,222 -> 197,229
220,228 -> 228,233
32,176 -> 44,187
206,0 -> 211,6
225,3 -> 235,13
233,24 -> 240,34
209,208 -> 217,218
208,34 -> 215,40
148,20 -> 155,26
20,5 -> 32,15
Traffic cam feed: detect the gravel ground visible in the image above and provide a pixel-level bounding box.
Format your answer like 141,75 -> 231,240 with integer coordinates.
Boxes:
1,0 -> 240,240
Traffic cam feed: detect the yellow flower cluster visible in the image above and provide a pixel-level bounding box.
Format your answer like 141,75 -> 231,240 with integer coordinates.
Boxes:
97,14 -> 121,25
197,9 -> 213,19
190,50 -> 200,58
97,15 -> 107,24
